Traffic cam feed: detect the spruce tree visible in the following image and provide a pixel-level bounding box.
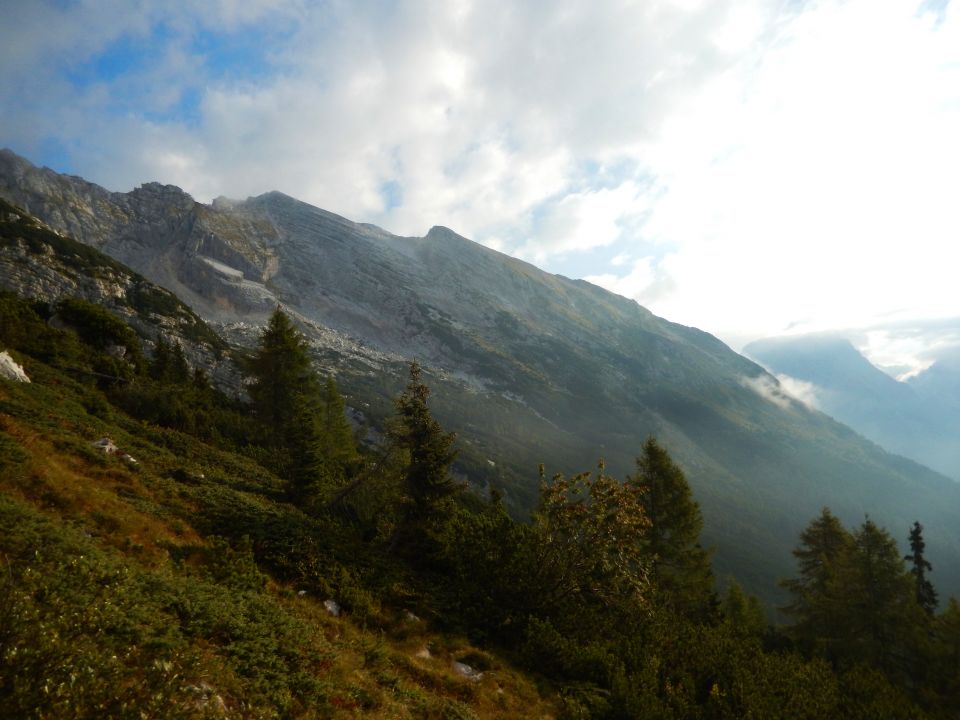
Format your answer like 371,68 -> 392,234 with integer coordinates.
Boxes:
905,521 -> 938,616
286,391 -> 331,503
627,436 -> 714,618
150,335 -> 171,381
248,307 -> 316,447
784,511 -> 926,677
389,361 -> 458,559
319,376 -> 359,474
168,341 -> 191,384
722,579 -> 766,638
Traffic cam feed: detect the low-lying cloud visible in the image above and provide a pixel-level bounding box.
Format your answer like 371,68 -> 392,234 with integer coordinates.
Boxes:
741,373 -> 819,411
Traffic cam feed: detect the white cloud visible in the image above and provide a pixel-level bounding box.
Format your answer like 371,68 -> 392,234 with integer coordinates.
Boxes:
520,182 -> 647,262
0,1 -> 762,233
741,372 -> 819,410
740,374 -> 794,410
2,0 -> 958,365
774,374 -> 820,410
623,0 -> 960,346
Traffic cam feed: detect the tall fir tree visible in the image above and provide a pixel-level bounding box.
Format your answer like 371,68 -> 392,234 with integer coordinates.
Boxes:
627,436 -> 715,618
149,334 -> 172,382
319,376 -> 360,474
905,521 -> 938,616
389,361 -> 458,560
168,341 -> 191,384
781,507 -> 854,662
286,391 -> 332,503
247,307 -> 316,447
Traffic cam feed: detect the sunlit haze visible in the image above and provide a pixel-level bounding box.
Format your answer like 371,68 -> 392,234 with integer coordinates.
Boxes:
2,0 -> 957,372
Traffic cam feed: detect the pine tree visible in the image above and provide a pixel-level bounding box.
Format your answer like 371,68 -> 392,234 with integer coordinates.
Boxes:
781,508 -> 854,661
722,579 -> 766,638
248,307 -> 316,447
389,361 -> 458,559
319,376 -> 359,474
168,341 -> 191,384
905,521 -> 938,616
627,436 -> 714,618
783,511 -> 926,677
150,335 -> 169,380
286,391 -> 331,503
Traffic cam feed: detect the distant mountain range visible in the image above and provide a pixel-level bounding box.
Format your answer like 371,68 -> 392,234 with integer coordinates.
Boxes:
3,147 -> 960,605
745,335 -> 960,481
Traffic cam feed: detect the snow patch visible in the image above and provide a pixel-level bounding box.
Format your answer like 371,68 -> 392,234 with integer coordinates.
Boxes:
198,255 -> 244,280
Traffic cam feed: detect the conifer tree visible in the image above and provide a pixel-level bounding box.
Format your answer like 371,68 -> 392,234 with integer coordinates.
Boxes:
286,391 -> 331,503
722,579 -> 766,638
784,511 -> 926,676
905,521 -> 938,616
627,436 -> 714,618
781,508 -> 854,661
168,341 -> 191,384
841,518 -> 925,675
150,336 -> 190,384
248,307 -> 316,447
319,376 -> 359,474
389,361 -> 458,559
150,335 -> 171,381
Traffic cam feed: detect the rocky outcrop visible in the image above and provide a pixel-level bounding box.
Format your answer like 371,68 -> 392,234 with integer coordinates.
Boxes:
0,351 -> 30,382
0,195 -> 240,390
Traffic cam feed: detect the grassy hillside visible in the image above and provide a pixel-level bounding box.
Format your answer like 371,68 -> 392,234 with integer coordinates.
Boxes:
0,347 -> 555,718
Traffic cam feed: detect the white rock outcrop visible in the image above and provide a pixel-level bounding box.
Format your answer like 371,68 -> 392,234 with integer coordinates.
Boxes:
0,351 -> 29,383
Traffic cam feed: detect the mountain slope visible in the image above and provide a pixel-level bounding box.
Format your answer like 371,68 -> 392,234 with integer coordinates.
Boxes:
745,335 -> 960,481
3,148 -> 960,604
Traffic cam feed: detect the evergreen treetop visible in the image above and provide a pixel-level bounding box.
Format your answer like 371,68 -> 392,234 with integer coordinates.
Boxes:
391,361 -> 458,516
627,436 -> 714,617
247,307 -> 316,446
905,520 -> 938,616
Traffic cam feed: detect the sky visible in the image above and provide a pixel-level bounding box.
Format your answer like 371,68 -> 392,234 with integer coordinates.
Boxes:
1,0 -> 958,374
